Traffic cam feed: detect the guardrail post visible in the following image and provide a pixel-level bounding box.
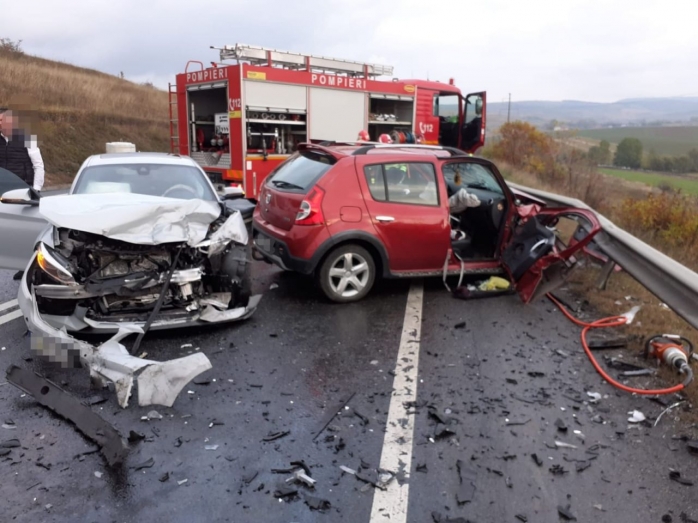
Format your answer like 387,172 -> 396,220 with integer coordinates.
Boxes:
596,259 -> 616,290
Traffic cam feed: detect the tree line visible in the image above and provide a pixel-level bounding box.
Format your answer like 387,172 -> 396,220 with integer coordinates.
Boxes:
612,137 -> 698,173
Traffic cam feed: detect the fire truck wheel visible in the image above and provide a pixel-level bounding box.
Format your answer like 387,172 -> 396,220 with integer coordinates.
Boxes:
318,244 -> 376,303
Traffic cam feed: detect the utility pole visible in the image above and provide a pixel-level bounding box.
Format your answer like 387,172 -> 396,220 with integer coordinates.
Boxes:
507,93 -> 511,123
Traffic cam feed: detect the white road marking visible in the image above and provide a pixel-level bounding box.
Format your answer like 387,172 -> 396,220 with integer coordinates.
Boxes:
369,281 -> 423,523
0,309 -> 23,326
0,299 -> 18,313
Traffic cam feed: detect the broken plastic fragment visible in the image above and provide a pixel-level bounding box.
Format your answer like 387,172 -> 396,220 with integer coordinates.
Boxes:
627,410 -> 646,423
147,410 -> 163,420
621,305 -> 641,324
94,471 -> 103,479
586,392 -> 602,403
177,478 -> 188,485
340,465 -> 356,475
205,444 -> 219,451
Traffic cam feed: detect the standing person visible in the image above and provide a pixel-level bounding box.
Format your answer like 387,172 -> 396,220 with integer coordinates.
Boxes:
0,108 -> 45,192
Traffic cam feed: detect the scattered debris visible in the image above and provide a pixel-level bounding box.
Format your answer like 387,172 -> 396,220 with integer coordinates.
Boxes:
687,440 -> 698,455
557,505 -> 577,521
621,369 -> 655,377
505,378 -> 518,385
655,401 -> 685,427
159,472 -> 170,482
263,430 -> 290,442
2,422 -> 17,430
416,463 -> 428,473
555,441 -> 578,450
531,453 -> 543,467
87,394 -> 108,406
594,504 -> 605,511
5,365 -> 127,466
131,457 -> 155,471
181,343 -> 193,349
274,483 -> 298,498
312,392 -> 356,441
555,419 -> 568,432
432,512 -> 472,523
193,377 -> 212,385
515,515 -> 528,522
454,322 -> 466,329
1,438 -> 20,448
505,419 -> 530,426
146,410 -> 163,420
549,464 -> 567,475
576,461 -> 592,473
128,431 -> 145,443
669,470 -> 694,486
527,371 -> 545,378
302,492 -> 331,511
94,471 -> 103,479
588,338 -> 627,350
269,283 -> 279,290
628,410 -> 646,423
586,391 -> 602,403
205,444 -> 219,451
455,459 -> 476,505
177,478 -> 188,486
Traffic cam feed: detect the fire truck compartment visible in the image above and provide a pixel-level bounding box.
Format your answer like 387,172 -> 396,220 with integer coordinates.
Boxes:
187,86 -> 231,171
367,94 -> 414,141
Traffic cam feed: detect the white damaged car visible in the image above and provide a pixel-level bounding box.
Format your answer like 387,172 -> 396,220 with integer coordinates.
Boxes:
0,153 -> 260,407
1,152 -> 259,334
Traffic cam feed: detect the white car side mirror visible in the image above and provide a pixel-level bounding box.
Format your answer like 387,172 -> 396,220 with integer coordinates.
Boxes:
1,188 -> 39,206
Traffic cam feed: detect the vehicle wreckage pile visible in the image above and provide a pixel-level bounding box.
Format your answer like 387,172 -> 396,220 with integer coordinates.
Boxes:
8,193 -> 262,432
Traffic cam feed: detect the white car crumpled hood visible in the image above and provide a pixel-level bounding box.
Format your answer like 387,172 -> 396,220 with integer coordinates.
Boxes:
40,193 -> 222,246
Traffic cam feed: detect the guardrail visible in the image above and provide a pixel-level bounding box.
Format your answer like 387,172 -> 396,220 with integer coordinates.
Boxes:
508,182 -> 698,332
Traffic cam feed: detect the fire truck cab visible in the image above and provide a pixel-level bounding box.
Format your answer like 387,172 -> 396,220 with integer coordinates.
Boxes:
170,44 -> 486,199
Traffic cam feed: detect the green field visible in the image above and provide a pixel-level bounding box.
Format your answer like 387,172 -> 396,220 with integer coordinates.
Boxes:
599,168 -> 698,195
579,126 -> 698,156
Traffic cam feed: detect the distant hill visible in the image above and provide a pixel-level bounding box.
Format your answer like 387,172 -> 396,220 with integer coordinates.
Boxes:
0,42 -> 169,186
485,97 -> 698,130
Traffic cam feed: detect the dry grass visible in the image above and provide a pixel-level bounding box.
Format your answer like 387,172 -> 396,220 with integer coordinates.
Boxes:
0,49 -> 167,119
0,47 -> 170,185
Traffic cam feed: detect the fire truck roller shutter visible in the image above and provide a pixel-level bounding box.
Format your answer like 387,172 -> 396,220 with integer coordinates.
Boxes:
243,82 -> 307,111
309,88 -> 365,143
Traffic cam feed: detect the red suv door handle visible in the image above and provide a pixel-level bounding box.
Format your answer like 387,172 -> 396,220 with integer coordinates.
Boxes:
376,216 -> 395,223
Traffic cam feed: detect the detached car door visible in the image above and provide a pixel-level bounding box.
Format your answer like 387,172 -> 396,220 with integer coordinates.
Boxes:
501,207 -> 601,303
0,167 -> 47,270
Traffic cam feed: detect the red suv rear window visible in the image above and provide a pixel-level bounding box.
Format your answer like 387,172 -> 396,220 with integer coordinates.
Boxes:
267,151 -> 335,192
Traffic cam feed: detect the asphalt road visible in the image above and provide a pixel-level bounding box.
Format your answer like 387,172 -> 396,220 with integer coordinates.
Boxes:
1,263 -> 697,523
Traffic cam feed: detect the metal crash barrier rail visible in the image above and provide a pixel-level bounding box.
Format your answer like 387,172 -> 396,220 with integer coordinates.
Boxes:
508,182 -> 698,332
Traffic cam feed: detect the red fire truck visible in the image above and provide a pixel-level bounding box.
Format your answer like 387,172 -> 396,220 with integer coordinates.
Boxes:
170,44 -> 486,198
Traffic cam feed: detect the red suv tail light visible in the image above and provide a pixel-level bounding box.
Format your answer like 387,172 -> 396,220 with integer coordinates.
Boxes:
295,186 -> 325,226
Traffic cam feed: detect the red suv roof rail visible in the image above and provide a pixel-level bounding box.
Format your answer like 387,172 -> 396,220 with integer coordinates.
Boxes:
350,144 -> 467,156
296,142 -> 350,160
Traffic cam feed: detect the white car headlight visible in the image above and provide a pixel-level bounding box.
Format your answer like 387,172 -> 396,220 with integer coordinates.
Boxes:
36,243 -> 76,285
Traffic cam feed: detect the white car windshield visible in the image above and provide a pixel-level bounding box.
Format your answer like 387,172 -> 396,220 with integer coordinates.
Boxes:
72,163 -> 217,201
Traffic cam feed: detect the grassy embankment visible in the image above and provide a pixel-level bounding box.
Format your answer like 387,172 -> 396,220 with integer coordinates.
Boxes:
0,45 -> 170,186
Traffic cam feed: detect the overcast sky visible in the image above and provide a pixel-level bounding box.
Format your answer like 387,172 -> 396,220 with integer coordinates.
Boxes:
3,0 -> 697,104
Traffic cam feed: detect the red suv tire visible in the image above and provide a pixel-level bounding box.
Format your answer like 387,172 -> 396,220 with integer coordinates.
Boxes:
317,244 -> 376,303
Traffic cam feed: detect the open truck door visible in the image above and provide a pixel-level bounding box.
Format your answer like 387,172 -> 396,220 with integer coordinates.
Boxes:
460,92 -> 486,153
501,208 -> 601,304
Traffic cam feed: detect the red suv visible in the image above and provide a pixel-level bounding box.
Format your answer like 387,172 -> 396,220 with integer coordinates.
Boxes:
252,143 -> 600,303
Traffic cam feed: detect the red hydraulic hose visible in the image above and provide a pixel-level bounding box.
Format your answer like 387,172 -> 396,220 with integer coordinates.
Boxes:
547,294 -> 690,395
